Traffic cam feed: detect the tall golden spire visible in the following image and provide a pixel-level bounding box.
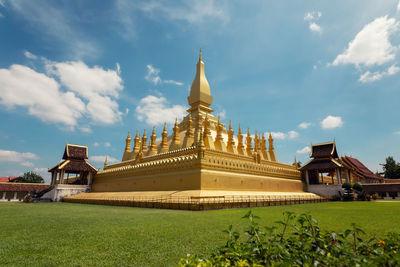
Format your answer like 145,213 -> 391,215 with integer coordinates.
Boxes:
268,132 -> 274,151
169,118 -> 181,151
104,155 -> 108,169
246,128 -> 253,157
227,120 -> 238,154
214,116 -> 227,152
183,114 -> 194,148
122,131 -> 132,161
203,115 -> 215,150
125,131 -> 131,152
147,126 -> 158,156
141,129 -> 148,153
159,122 -> 169,153
237,123 -> 245,155
133,130 -> 141,153
268,131 -> 277,161
188,49 -> 213,112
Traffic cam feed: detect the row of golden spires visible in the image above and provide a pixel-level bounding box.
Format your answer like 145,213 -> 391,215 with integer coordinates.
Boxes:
121,114 -> 277,163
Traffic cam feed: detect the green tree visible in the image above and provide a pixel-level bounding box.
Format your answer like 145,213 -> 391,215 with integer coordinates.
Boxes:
17,171 -> 45,183
381,156 -> 400,179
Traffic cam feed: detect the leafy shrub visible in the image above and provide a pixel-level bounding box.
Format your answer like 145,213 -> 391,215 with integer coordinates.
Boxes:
178,211 -> 400,266
342,182 -> 354,201
353,183 -> 363,193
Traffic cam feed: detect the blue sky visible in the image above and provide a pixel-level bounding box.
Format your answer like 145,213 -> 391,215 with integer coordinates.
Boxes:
0,0 -> 399,182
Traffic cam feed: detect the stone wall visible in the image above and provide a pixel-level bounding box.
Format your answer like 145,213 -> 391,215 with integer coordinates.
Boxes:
307,184 -> 344,198
42,184 -> 89,202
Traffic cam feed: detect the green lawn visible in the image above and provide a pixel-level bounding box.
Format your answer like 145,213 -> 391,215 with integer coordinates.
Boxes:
0,202 -> 399,266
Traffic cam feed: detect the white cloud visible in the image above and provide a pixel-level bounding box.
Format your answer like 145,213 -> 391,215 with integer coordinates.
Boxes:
93,142 -> 100,147
321,115 -> 343,129
79,126 -> 92,133
309,22 -> 322,33
89,155 -> 118,163
0,0 -> 4,7
298,122 -> 311,129
24,51 -> 37,59
332,16 -> 399,67
163,80 -> 184,86
136,95 -> 187,125
271,132 -> 287,140
394,131 -> 400,135
0,149 -> 39,167
139,0 -> 229,25
0,64 -> 85,127
145,64 -> 161,85
116,63 -> 121,75
145,65 -> 183,86
296,146 -> 311,154
104,142 -> 111,147
359,64 -> 400,83
20,161 -> 34,167
313,65 -> 317,70
288,131 -> 299,139
47,60 -> 123,124
270,130 -> 298,140
398,0 -> 400,12
304,11 -> 322,33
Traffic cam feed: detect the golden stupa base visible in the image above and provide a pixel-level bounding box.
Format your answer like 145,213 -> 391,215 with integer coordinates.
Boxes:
64,190 -> 326,210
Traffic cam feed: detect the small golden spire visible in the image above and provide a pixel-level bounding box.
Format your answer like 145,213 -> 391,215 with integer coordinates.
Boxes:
124,131 -> 131,152
268,131 -> 274,151
159,122 -> 169,153
104,155 -> 108,168
293,155 -> 298,168
141,129 -> 148,152
169,118 -> 181,151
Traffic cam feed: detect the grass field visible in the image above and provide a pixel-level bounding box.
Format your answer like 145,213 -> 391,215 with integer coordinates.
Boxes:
0,201 -> 399,266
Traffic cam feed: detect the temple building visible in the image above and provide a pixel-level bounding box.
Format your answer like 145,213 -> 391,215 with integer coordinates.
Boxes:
65,51 -> 323,209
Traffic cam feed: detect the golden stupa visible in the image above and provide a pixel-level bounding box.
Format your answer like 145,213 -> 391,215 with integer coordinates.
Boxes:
66,51 -> 323,209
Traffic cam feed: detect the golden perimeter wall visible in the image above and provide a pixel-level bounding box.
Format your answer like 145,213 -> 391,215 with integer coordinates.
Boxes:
92,146 -> 303,193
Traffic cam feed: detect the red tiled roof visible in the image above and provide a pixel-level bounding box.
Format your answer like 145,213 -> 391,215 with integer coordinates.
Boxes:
0,183 -> 49,192
62,144 -> 88,160
0,177 -> 19,183
340,156 -> 382,181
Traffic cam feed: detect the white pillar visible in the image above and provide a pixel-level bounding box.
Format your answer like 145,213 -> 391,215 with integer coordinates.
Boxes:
13,192 -> 18,201
305,170 -> 310,185
336,168 -> 342,185
1,192 -> 5,200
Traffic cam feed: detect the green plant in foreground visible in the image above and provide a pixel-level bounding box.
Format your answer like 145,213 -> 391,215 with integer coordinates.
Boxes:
178,211 -> 400,266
